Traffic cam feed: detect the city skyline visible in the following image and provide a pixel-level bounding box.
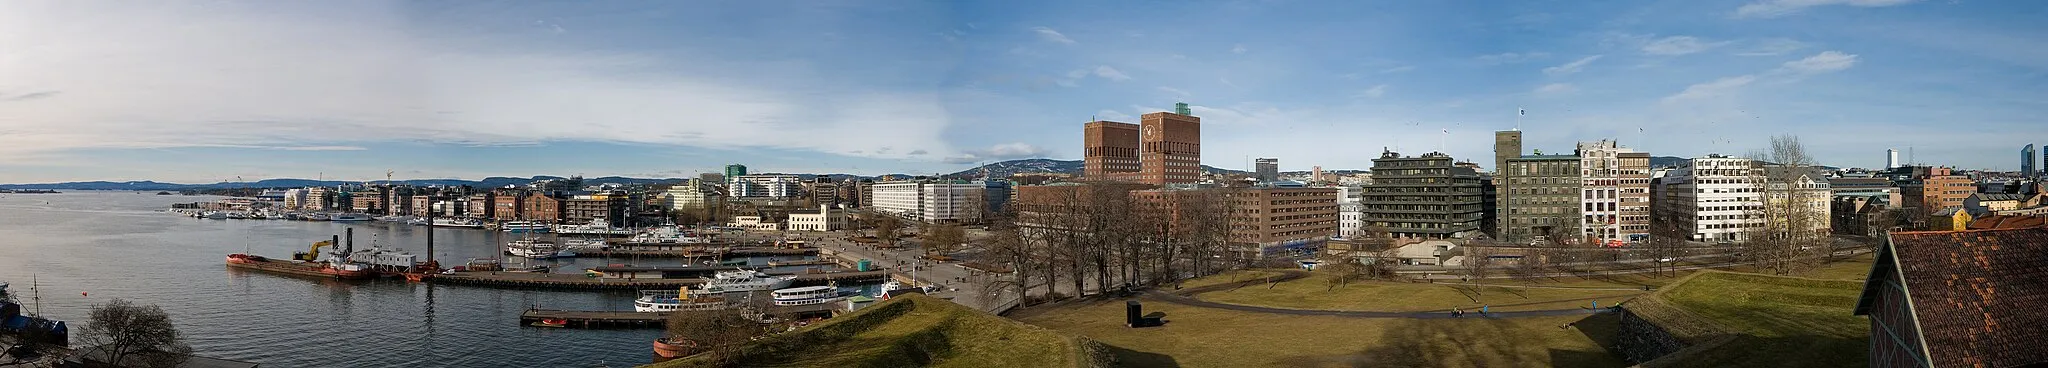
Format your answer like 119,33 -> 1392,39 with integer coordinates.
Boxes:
3,0 -> 2045,183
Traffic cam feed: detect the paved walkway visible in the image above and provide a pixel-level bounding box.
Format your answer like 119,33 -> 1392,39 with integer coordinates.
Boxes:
1143,270 -> 1617,319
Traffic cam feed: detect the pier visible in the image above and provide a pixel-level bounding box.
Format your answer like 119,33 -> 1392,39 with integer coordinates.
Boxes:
520,309 -> 669,329
578,247 -> 817,259
425,270 -> 888,290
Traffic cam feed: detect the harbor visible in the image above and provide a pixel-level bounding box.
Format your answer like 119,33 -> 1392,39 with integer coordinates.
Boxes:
424,270 -> 888,290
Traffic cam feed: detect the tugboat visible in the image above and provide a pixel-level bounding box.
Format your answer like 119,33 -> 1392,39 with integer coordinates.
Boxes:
224,230 -> 375,280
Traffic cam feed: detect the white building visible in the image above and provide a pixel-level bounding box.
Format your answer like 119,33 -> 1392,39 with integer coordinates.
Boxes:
728,175 -> 802,199
283,189 -> 308,209
664,179 -> 720,210
870,181 -> 986,223
1577,140 -> 1651,244
786,204 -> 851,231
1655,155 -> 1764,242
727,215 -> 780,231
1338,202 -> 1364,239
1765,166 -> 1833,237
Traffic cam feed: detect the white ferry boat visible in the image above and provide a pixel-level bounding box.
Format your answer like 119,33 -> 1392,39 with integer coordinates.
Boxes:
772,286 -> 848,306
697,270 -> 795,294
629,227 -> 709,244
330,213 -> 373,222
499,221 -> 550,233
506,239 -> 561,259
432,218 -> 486,228
555,219 -> 637,236
633,287 -> 732,312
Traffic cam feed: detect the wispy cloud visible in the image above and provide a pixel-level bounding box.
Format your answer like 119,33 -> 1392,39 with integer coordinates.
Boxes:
1476,52 -> 1550,64
1357,84 -> 1388,99
1095,109 -> 1131,121
1231,44 -> 1248,54
943,142 -> 1049,163
1643,36 -> 1730,55
1156,86 -> 1190,97
1779,50 -> 1859,73
2,91 -> 62,101
1734,0 -> 1917,19
1542,55 -> 1603,76
1534,83 -> 1576,94
1379,65 -> 1415,74
1663,75 -> 1757,103
1031,26 -> 1076,44
1093,66 -> 1132,81
1736,38 -> 1809,56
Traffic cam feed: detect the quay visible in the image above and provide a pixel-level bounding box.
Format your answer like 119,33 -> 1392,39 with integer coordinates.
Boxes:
426,270 -> 888,290
579,247 -> 817,259
521,309 -> 668,329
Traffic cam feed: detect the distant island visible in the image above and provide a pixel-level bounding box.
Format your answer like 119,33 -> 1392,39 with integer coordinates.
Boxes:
0,189 -> 60,194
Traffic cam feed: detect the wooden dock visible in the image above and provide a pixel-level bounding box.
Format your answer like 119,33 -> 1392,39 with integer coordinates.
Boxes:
424,270 -> 889,291
521,309 -> 669,329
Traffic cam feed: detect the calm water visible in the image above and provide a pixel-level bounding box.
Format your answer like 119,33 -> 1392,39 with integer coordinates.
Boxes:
0,191 -> 851,367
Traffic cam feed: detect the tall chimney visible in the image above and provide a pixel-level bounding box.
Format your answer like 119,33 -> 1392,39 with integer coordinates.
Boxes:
345,227 -> 354,254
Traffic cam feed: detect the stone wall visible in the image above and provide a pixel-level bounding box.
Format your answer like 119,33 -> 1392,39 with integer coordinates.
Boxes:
1614,306 -> 1689,364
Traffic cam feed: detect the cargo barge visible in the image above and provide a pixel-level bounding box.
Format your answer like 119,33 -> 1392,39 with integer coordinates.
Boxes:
225,229 -> 375,280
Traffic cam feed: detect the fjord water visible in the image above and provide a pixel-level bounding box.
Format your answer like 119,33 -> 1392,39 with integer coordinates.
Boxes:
0,191 -> 658,367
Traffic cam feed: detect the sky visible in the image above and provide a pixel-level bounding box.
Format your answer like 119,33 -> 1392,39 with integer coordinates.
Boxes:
2,0 -> 2044,184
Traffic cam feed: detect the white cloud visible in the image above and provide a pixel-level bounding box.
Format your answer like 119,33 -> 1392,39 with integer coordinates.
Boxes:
1643,36 -> 1730,55
0,2 -> 958,164
1094,66 -> 1132,81
1357,84 -> 1388,99
1662,75 -> 1757,103
1231,44 -> 1248,54
1542,55 -> 1604,76
1779,51 -> 1859,74
1095,109 -> 1132,121
1476,52 -> 1550,64
1737,38 -> 1808,56
1156,86 -> 1190,97
1379,65 -> 1416,74
1031,26 -> 1076,44
1534,83 -> 1576,94
1735,0 -> 1916,19
944,142 -> 1049,163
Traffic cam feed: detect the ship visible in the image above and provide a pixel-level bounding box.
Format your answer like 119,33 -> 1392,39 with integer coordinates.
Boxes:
554,219 -> 637,236
344,234 -> 421,275
695,270 -> 796,294
224,230 -> 375,280
330,213 -> 373,222
505,239 -> 566,259
634,286 -> 733,312
499,221 -> 550,233
431,218 -> 486,228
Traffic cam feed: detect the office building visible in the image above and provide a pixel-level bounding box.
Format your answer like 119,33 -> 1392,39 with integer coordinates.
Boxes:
1764,165 -> 1834,237
1139,103 -> 1203,185
724,164 -> 748,180
728,175 -> 802,199
1577,140 -> 1651,244
1360,150 -> 1485,240
2024,144 -> 2037,179
786,204 -> 851,231
1083,121 -> 1141,180
1255,158 -> 1279,182
1498,154 -> 1581,243
1226,187 -> 1340,256
870,181 -> 987,223
1653,155 -> 1763,242
1896,166 -> 1973,229
664,179 -> 721,211
1887,149 -> 1899,170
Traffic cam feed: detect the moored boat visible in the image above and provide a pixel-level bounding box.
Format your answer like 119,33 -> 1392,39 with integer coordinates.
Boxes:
330,213 -> 373,222
634,286 -> 732,312
771,286 -> 848,306
505,239 -> 561,259
696,270 -> 795,294
500,221 -> 550,233
652,337 -> 697,359
431,218 -> 486,228
225,237 -> 374,280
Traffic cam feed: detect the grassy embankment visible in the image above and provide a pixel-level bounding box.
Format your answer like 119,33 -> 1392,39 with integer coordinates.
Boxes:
646,293 -> 1112,368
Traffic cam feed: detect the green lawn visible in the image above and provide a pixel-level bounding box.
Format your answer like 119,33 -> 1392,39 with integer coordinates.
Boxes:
647,294 -> 1107,368
1645,271 -> 1868,368
1192,272 -> 1651,313
1014,296 -> 1624,368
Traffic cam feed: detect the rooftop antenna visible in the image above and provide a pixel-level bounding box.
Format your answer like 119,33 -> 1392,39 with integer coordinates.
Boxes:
1516,108 -> 1524,131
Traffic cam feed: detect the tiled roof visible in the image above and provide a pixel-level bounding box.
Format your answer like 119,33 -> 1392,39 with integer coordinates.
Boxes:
1884,228 -> 2048,367
1965,215 -> 2046,230
1975,193 -> 2028,202
1933,206 -> 1965,216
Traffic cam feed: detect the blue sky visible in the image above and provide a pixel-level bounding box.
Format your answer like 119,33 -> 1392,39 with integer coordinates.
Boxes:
1,0 -> 2044,183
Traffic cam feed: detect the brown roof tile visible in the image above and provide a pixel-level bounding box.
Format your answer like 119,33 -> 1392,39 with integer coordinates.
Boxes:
1887,228 -> 2048,367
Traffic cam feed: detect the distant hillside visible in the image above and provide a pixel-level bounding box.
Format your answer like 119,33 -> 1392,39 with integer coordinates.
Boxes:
949,158 -> 1249,179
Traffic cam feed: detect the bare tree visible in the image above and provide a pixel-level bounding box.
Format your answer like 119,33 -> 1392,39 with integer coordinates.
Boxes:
1461,247 -> 1492,295
664,308 -> 764,366
1742,135 -> 1829,275
868,210 -> 904,244
1317,245 -> 1366,290
919,222 -> 967,257
78,299 -> 190,368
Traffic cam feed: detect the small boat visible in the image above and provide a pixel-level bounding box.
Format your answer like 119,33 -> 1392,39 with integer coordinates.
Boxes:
531,318 -> 568,328
302,213 -> 331,221
771,286 -> 849,306
555,219 -> 638,236
432,218 -> 486,228
201,211 -> 228,220
155,191 -> 173,195
652,337 -> 697,359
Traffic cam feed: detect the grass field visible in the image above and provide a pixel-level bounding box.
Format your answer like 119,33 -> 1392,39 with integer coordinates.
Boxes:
1014,296 -> 1624,368
1647,271 -> 1869,368
1191,272 -> 1655,313
647,294 -> 1108,368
